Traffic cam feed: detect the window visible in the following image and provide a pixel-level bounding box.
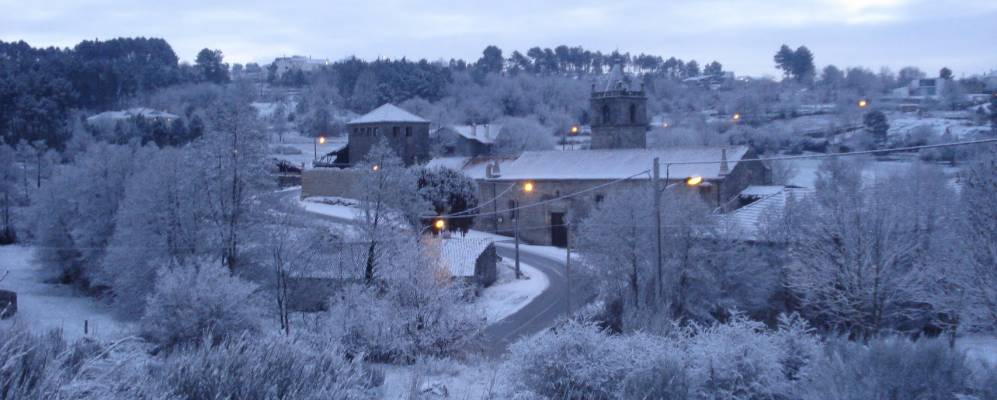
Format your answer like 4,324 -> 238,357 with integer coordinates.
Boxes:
393,126 -> 400,136
602,104 -> 611,124
508,199 -> 518,220
595,194 -> 604,204
373,127 -> 379,135
405,126 -> 412,137
629,104 -> 637,124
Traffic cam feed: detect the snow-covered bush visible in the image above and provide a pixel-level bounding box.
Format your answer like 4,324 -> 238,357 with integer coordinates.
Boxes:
684,315 -> 792,399
492,116 -> 555,155
618,348 -> 693,400
140,264 -> 264,348
799,337 -> 975,400
504,321 -> 663,399
417,166 -> 479,233
151,333 -> 378,400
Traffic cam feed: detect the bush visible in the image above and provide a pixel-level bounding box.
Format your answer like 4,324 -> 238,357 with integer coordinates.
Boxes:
140,264 -> 264,348
684,315 -> 792,399
800,337 -> 975,400
619,350 -> 692,400
152,333 -> 377,400
504,321 -> 664,399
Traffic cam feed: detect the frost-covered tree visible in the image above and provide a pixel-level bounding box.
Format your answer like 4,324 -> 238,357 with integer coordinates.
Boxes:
196,92 -> 270,271
492,116 -> 555,155
355,138 -> 428,285
416,166 -> 479,234
32,143 -> 142,286
0,144 -> 17,243
956,151 -> 997,332
329,237 -> 482,362
141,263 -> 263,348
786,159 -> 947,338
100,147 -> 210,315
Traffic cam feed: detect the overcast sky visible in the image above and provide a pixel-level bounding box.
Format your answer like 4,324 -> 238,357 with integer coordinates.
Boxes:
2,0 -> 995,77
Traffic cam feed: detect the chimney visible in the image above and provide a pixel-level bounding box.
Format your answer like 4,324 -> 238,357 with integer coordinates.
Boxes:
485,124 -> 490,137
719,148 -> 729,177
486,160 -> 501,178
471,123 -> 477,136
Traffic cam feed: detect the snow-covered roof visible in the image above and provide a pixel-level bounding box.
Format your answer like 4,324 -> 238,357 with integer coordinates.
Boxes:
348,103 -> 428,124
440,238 -> 493,277
448,124 -> 503,144
722,186 -> 813,241
429,146 -> 750,182
87,107 -> 178,123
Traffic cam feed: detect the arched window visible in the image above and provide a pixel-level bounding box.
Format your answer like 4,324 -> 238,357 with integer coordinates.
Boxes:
629,104 -> 637,124
602,104 -> 611,124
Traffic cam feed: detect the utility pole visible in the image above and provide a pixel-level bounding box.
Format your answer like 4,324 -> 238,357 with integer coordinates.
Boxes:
514,212 -> 522,279
565,222 -> 572,318
653,157 -> 662,304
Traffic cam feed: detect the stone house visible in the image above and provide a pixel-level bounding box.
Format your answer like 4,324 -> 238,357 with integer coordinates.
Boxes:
428,146 -> 769,246
346,103 -> 430,166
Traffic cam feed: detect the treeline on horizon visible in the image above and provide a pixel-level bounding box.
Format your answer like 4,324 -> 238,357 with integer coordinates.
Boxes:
0,37 -> 728,149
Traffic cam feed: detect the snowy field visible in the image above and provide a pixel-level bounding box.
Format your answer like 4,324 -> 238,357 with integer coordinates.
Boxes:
885,111 -> 989,140
0,245 -> 134,341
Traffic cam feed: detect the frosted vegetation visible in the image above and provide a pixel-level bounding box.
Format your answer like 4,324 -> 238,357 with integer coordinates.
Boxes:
0,38 -> 995,398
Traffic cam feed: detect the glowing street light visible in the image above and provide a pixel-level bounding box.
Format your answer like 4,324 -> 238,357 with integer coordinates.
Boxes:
732,112 -> 741,122
433,218 -> 445,231
522,181 -> 534,193
313,136 -> 327,161
858,99 -> 869,108
371,164 -> 380,172
570,125 -> 579,135
685,176 -> 703,186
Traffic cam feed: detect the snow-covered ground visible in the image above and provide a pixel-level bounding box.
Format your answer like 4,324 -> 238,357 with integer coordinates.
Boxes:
958,335 -> 997,369
380,359 -> 506,399
270,132 -> 348,170
478,259 -> 548,323
298,196 -> 361,221
0,245 -> 134,341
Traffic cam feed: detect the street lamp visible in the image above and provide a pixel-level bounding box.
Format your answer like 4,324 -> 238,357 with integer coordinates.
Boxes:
858,99 -> 869,108
514,181 -> 535,279
314,136 -> 326,161
371,164 -> 380,172
732,112 -> 741,122
570,125 -> 579,135
420,218 -> 446,235
652,157 -> 705,305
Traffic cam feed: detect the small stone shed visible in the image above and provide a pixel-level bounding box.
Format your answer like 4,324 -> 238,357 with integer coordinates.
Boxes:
439,238 -> 497,288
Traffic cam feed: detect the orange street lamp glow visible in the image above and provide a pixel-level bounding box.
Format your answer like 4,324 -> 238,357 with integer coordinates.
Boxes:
523,181 -> 534,193
858,99 -> 868,108
732,113 -> 741,121
434,219 -> 445,230
685,176 -> 704,186
372,164 -> 380,171
318,136 -> 326,144
570,125 -> 579,134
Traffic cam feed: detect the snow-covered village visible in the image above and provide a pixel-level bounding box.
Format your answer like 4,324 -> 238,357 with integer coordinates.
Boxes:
1,1 -> 996,399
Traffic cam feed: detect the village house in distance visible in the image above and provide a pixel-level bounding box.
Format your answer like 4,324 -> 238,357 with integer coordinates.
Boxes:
302,64 -> 770,246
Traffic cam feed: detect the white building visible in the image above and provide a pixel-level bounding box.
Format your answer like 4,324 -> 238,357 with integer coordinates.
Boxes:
271,55 -> 330,78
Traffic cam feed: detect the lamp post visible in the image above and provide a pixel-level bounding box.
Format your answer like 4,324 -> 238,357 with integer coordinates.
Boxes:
652,157 -> 703,304
514,181 -> 534,279
858,99 -> 869,109
420,217 -> 445,235
314,136 -> 326,161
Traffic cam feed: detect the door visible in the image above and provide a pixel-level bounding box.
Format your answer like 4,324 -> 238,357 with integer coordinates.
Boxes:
550,212 -> 567,248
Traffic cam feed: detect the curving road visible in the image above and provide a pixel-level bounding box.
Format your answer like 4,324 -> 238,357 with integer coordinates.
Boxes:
480,245 -> 570,358
280,188 -> 573,358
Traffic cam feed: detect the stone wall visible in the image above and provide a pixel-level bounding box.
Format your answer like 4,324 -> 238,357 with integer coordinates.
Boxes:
301,168 -> 364,199
347,121 -> 430,166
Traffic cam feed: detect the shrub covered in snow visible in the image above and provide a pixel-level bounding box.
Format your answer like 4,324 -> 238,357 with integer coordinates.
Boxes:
152,333 -> 378,399
140,264 -> 264,348
505,321 -> 664,399
799,337 -> 979,400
